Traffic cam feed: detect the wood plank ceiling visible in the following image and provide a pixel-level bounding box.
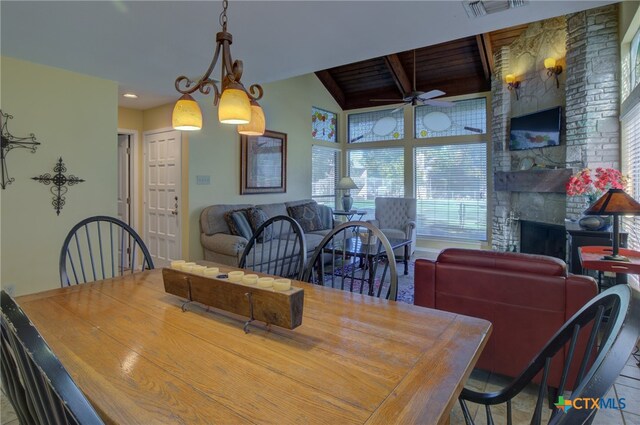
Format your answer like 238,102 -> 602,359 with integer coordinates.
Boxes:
316,24 -> 528,110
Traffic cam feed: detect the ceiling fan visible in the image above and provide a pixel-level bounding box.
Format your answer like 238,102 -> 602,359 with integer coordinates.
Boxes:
371,50 -> 454,112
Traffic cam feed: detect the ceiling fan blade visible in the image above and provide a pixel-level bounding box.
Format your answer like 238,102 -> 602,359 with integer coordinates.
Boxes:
417,89 -> 446,101
370,98 -> 404,102
424,99 -> 455,108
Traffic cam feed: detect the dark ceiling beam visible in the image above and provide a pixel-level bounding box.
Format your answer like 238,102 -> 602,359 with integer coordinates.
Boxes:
475,33 -> 494,81
315,71 -> 346,109
482,33 -> 494,75
383,54 -> 412,96
476,35 -> 490,81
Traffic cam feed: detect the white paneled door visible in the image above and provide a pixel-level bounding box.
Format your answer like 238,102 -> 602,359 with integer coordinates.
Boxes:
144,130 -> 181,267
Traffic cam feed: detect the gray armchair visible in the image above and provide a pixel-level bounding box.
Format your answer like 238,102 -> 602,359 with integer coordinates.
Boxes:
367,197 -> 417,256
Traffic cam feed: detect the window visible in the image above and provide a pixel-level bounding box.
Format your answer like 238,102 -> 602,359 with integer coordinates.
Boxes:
311,146 -> 339,208
348,109 -> 404,143
347,148 -> 404,217
631,28 -> 640,92
621,102 -> 640,254
312,107 -> 337,143
415,98 -> 487,139
414,143 -> 487,241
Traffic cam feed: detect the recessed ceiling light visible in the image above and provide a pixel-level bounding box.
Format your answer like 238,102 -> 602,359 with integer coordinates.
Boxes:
123,93 -> 138,99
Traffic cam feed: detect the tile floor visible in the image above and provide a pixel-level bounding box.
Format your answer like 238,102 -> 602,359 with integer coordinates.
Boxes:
1,352 -> 637,424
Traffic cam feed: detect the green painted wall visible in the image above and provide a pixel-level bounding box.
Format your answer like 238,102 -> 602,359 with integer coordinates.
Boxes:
1,57 -> 117,295
187,73 -> 341,260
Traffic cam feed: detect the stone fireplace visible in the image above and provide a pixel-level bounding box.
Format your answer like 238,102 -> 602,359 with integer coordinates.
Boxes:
491,6 -> 621,257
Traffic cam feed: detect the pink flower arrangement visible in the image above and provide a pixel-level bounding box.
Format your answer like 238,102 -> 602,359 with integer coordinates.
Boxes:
566,168 -> 628,203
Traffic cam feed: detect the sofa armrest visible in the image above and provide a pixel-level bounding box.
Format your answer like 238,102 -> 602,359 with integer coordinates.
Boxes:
404,220 -> 416,235
565,274 -> 598,321
200,233 -> 248,257
414,258 -> 437,308
367,219 -> 380,228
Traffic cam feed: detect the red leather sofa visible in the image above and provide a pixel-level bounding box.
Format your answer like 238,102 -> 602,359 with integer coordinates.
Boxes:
414,248 -> 597,388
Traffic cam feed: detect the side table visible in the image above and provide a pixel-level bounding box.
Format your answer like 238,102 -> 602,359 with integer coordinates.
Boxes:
333,210 -> 366,222
578,246 -> 640,292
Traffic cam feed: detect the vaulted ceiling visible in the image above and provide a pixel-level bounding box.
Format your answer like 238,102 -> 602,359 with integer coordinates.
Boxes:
316,25 -> 528,110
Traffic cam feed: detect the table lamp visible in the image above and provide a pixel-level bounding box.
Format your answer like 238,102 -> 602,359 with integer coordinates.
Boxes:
583,188 -> 640,261
337,177 -> 358,211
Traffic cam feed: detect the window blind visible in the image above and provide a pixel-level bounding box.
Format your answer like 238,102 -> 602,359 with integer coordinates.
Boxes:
622,102 -> 640,257
414,143 -> 487,241
311,146 -> 339,209
347,148 -> 404,217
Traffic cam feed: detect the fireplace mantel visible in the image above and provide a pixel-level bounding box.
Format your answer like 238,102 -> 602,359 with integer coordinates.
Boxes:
494,169 -> 572,193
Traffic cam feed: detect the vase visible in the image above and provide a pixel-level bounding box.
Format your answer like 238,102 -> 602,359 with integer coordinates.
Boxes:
578,215 -> 612,231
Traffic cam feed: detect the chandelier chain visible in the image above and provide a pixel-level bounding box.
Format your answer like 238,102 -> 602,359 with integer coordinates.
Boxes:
219,0 -> 228,29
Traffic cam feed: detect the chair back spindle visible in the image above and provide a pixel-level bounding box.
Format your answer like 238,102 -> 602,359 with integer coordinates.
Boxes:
60,216 -> 154,286
458,285 -> 639,425
1,290 -> 105,424
239,215 -> 307,280
303,221 -> 398,301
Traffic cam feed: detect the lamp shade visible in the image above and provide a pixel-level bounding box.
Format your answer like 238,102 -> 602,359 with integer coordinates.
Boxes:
337,177 -> 358,190
544,58 -> 557,69
505,74 -> 515,84
583,189 -> 640,216
237,100 -> 266,136
172,94 -> 202,131
218,87 -> 251,124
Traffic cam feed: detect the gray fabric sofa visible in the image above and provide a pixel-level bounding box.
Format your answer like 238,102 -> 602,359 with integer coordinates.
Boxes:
200,199 -> 334,266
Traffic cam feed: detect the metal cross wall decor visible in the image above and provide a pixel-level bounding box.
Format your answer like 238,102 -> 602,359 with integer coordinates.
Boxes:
32,158 -> 85,215
1,109 -> 40,189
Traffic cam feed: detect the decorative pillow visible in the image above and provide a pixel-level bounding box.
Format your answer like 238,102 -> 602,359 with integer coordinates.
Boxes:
224,209 -> 253,240
246,207 -> 272,242
287,202 -> 323,233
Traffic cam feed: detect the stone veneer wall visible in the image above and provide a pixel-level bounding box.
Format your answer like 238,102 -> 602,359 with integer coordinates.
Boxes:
565,6 -> 621,219
491,17 -> 568,251
491,5 -> 620,251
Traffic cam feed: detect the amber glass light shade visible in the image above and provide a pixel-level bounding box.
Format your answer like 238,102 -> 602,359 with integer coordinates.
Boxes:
544,57 -> 557,69
237,100 -> 266,136
584,189 -> 640,216
505,74 -> 515,84
584,189 -> 640,261
218,86 -> 251,124
172,94 -> 202,131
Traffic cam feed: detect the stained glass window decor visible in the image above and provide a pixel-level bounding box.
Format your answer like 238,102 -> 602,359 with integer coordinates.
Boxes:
415,98 -> 487,139
348,108 -> 404,143
312,107 -> 337,143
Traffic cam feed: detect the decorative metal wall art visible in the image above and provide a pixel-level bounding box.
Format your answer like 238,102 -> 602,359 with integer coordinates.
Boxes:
32,158 -> 85,215
1,110 -> 40,189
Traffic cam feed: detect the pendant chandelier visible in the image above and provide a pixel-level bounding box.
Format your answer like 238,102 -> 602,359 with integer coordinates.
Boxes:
172,0 -> 265,135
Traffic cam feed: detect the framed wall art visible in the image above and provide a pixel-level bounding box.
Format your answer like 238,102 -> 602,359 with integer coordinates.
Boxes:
240,130 -> 287,194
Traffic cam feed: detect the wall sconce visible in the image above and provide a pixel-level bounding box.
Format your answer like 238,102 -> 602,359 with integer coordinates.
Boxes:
544,57 -> 563,88
505,74 -> 520,100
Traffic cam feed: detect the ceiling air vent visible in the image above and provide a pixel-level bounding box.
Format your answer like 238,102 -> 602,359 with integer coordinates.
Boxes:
463,0 -> 527,18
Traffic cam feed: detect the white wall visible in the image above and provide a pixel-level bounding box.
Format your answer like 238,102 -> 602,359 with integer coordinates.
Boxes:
187,73 -> 341,259
1,57 -> 117,295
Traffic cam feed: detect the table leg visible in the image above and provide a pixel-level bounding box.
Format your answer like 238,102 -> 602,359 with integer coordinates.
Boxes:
404,244 -> 409,275
367,256 -> 375,296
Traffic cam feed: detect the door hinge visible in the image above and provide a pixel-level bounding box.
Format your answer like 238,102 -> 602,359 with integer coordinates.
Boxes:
126,147 -> 131,155
126,197 -> 131,205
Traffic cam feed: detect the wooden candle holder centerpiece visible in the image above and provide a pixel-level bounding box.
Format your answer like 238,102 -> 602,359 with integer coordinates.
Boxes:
162,268 -> 304,332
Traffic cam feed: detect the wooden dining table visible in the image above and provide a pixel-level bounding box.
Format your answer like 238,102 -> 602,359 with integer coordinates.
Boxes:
16,265 -> 491,425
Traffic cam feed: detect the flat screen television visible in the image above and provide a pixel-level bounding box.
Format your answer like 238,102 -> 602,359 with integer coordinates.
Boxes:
509,106 -> 562,151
